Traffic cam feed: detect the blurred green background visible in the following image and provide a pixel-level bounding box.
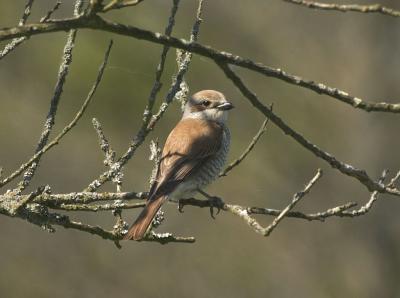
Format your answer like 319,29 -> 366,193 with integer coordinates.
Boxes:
1,0 -> 400,297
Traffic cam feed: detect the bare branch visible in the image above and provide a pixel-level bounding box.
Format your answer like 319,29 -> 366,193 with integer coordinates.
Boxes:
0,1 -> 61,60
217,63 -> 400,198
220,116 -> 270,177
16,207 -> 194,244
180,170 -> 322,236
0,40 -> 113,188
6,186 -> 45,216
388,170 -> 400,189
92,118 -> 116,167
102,0 -> 145,12
40,1 -> 62,23
247,202 -> 358,221
19,0 -> 35,26
338,170 -> 388,217
262,169 -> 322,236
141,0 -> 181,131
282,0 -> 400,17
32,191 -> 146,205
50,201 -> 146,212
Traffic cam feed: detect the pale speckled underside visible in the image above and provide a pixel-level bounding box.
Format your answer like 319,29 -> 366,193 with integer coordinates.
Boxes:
169,124 -> 230,199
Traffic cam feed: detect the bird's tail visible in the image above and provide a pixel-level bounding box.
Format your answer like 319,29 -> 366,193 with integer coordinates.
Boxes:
123,196 -> 167,240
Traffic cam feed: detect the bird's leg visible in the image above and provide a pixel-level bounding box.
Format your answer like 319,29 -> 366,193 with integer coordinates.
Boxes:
197,189 -> 225,219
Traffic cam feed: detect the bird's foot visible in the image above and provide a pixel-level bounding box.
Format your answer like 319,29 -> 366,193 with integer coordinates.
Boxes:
207,196 -> 225,219
196,189 -> 225,219
177,195 -> 225,219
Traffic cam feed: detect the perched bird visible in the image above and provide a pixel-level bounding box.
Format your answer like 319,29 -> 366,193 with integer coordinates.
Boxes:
123,90 -> 234,240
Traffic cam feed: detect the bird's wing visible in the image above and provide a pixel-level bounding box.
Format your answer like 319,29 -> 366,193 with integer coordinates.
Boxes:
149,118 -> 223,199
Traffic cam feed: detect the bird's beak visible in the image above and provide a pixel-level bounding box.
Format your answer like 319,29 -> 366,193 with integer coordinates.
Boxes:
217,102 -> 234,111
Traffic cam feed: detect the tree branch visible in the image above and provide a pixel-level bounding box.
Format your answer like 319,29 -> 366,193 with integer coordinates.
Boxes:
0,1 -> 61,60
282,0 -> 400,17
220,116 -> 270,177
217,62 -> 400,198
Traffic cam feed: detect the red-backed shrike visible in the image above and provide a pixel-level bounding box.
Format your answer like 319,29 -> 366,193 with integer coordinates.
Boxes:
123,90 -> 234,240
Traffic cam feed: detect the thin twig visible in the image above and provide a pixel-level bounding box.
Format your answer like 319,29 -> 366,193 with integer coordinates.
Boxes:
387,170 -> 400,188
92,118 -> 116,167
102,0 -> 145,12
220,116 -> 270,177
141,0 -> 180,130
262,169 -> 322,236
19,0 -> 35,26
282,0 -> 400,17
247,202 -> 358,221
338,170 -> 388,217
40,1 -> 62,23
0,40 -> 113,188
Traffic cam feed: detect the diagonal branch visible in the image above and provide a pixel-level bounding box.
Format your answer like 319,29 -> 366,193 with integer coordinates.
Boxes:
102,0 -> 145,12
220,116 -> 270,177
262,169 -> 322,236
216,63 -> 400,197
282,0 -> 400,17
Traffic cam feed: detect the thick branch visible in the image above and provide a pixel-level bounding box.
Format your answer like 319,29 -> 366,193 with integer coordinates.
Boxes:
10,207 -> 194,244
217,63 -> 400,198
32,191 -> 146,205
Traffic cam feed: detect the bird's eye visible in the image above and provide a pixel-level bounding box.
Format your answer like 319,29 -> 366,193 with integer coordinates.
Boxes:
202,100 -> 211,106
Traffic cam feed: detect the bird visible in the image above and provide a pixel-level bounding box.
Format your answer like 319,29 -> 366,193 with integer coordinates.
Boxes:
123,90 -> 234,240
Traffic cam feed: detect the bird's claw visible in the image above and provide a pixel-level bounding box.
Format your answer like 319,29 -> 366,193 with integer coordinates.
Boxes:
178,200 -> 185,213
208,196 -> 225,219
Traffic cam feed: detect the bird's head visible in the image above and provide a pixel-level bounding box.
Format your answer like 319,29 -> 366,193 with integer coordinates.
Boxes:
183,90 -> 234,123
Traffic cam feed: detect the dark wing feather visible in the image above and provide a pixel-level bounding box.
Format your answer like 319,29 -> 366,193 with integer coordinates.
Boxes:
149,118 -> 223,199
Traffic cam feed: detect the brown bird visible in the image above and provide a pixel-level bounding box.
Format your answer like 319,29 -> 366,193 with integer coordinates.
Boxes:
123,90 -> 234,240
